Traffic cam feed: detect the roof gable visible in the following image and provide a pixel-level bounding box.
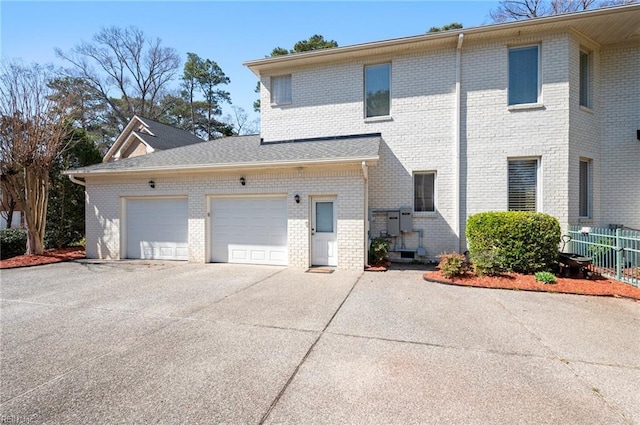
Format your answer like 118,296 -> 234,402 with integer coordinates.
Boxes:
103,116 -> 206,162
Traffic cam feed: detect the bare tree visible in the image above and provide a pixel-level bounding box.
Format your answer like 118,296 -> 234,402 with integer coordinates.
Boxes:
0,60 -> 75,254
55,26 -> 180,128
490,0 -> 635,22
223,106 -> 259,136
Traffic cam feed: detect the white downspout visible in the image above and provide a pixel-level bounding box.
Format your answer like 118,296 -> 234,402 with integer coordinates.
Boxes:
454,33 -> 464,253
68,174 -> 86,186
362,161 -> 369,267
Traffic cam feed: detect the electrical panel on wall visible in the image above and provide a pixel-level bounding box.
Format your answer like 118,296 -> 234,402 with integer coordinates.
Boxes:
400,208 -> 412,232
387,211 -> 400,237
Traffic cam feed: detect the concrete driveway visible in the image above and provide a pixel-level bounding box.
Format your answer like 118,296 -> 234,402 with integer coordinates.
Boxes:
1,262 -> 638,424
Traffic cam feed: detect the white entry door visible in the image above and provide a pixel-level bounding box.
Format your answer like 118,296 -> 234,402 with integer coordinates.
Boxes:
311,197 -> 337,266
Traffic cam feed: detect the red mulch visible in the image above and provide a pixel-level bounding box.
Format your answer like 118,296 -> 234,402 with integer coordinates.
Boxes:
0,247 -> 86,269
423,269 -> 640,300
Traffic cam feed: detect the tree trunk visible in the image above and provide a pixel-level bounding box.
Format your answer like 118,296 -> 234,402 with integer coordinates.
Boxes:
23,168 -> 49,255
5,207 -> 14,229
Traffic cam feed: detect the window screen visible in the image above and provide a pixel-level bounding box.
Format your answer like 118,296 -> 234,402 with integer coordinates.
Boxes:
271,75 -> 292,104
508,46 -> 539,105
414,173 -> 435,212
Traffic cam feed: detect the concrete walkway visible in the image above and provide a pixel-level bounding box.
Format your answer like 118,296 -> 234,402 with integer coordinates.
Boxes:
1,262 -> 638,424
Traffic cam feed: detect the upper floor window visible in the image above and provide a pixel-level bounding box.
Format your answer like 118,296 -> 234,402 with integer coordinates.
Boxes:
365,63 -> 390,117
508,45 -> 540,105
271,75 -> 292,105
508,158 -> 539,212
579,51 -> 591,108
414,172 -> 436,213
579,159 -> 592,218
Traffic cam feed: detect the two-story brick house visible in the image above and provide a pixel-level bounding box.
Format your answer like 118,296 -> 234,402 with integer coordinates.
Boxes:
68,4 -> 639,270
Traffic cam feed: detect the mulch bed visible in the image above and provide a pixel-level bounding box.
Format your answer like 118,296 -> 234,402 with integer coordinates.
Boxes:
423,269 -> 640,300
0,247 -> 86,269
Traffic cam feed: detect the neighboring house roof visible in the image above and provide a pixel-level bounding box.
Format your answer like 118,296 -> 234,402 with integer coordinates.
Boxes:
67,133 -> 381,177
102,116 -> 206,162
244,4 -> 640,76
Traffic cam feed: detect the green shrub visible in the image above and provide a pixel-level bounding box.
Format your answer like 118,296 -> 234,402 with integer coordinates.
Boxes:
534,271 -> 557,284
0,228 -> 27,260
369,237 -> 390,265
471,249 -> 503,276
466,211 -> 560,275
437,252 -> 468,278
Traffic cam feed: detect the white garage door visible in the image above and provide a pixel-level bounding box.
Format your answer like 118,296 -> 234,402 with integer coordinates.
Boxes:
211,197 -> 287,266
125,198 -> 188,260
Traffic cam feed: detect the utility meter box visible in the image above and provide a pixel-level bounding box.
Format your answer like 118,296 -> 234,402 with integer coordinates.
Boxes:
387,211 -> 400,237
400,208 -> 413,232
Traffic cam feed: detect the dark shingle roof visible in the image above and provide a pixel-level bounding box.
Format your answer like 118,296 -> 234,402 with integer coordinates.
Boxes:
136,117 -> 206,151
69,133 -> 381,175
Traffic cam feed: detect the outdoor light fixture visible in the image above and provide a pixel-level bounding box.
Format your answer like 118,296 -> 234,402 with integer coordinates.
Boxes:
148,180 -> 155,189
240,177 -> 246,186
294,194 -> 300,204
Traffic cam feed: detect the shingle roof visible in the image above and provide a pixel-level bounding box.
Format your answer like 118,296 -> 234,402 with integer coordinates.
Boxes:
135,117 -> 206,151
68,133 -> 381,175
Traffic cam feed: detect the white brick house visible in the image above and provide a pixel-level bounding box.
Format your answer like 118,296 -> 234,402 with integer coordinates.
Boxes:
69,5 -> 639,270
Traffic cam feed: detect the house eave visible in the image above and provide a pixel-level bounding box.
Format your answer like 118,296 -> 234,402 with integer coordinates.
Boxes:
64,156 -> 380,178
243,4 -> 640,76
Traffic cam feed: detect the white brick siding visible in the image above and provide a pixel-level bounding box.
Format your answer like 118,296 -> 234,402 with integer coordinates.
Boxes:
260,32 -> 618,259
599,46 -> 640,230
85,166 -> 366,270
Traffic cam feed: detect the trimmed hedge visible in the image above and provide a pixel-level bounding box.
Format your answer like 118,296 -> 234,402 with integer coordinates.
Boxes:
0,228 -> 27,260
466,211 -> 560,275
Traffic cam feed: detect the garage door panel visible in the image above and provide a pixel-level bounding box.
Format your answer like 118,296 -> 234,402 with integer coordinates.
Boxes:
126,198 -> 188,261
211,197 -> 287,266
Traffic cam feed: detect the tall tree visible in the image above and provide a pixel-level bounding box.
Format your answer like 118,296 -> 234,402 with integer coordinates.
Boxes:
490,0 -> 635,22
55,26 -> 181,128
428,22 -> 463,33
0,60 -> 75,254
180,53 -> 231,140
47,76 -> 117,152
46,128 -> 102,248
254,35 -> 338,112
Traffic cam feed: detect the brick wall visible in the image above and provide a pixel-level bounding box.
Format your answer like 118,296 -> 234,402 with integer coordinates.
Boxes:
599,45 -> 640,230
84,165 -> 366,270
261,33 -> 578,258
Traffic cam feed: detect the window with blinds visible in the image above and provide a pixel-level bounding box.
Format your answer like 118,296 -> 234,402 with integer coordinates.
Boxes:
508,159 -> 538,211
271,75 -> 292,105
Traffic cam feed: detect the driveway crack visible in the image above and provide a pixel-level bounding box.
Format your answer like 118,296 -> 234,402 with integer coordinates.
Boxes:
490,293 -> 632,424
257,271 -> 364,425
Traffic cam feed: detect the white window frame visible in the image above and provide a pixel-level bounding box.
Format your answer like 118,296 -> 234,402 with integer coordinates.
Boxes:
507,44 -> 541,106
579,50 -> 591,109
507,157 -> 542,212
270,74 -> 292,105
579,158 -> 592,219
364,62 -> 391,118
413,171 -> 436,214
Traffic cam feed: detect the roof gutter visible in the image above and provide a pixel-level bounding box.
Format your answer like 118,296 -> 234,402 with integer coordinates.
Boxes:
243,4 -> 639,75
64,156 -> 380,178
68,174 -> 86,186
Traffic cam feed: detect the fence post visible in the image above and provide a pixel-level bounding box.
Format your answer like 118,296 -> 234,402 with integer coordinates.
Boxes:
616,228 -> 622,281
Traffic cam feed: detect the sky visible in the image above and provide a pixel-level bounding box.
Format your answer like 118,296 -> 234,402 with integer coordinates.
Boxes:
1,1 -> 500,124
